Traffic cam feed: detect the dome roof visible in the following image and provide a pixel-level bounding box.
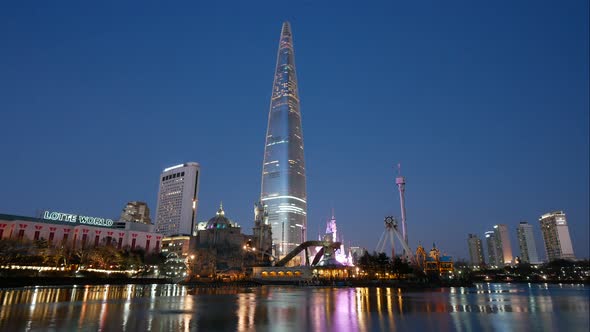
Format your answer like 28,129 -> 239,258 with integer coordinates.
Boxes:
206,202 -> 238,230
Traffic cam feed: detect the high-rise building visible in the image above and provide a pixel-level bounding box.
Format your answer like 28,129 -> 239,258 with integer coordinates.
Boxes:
485,231 -> 500,267
493,224 -> 514,266
260,22 -> 307,263
155,162 -> 200,236
517,221 -> 541,264
539,211 -> 575,261
119,201 -> 152,224
467,234 -> 485,267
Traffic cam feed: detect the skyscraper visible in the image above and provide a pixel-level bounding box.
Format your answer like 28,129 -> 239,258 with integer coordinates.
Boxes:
485,231 -> 500,267
119,201 -> 152,224
155,162 -> 200,236
539,211 -> 575,261
517,221 -> 541,264
467,233 -> 485,267
260,22 -> 307,263
493,224 -> 514,266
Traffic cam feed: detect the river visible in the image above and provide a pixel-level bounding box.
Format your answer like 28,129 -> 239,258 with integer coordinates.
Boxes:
0,283 -> 587,331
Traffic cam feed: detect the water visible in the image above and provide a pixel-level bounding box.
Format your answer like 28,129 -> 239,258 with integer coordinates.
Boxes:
0,283 -> 587,331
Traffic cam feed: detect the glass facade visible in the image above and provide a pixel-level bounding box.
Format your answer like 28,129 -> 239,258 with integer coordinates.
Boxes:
261,22 -> 307,263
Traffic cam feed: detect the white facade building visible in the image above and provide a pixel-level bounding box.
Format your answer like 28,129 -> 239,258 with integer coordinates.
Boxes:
0,213 -> 162,252
539,211 -> 575,261
155,162 -> 200,236
517,222 -> 542,264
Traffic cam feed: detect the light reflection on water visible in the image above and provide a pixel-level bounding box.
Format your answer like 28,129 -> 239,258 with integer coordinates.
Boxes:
0,283 -> 587,331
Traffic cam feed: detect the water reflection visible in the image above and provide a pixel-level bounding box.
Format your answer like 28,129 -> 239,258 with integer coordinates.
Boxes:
0,283 -> 588,331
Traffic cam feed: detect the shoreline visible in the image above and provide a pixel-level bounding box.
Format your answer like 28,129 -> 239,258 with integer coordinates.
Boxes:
0,276 -> 174,289
2,276 -> 586,290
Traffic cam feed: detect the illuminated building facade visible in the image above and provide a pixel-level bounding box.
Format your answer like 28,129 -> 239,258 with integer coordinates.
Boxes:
0,213 -> 161,252
322,212 -> 353,266
517,221 -> 541,264
467,233 -> 485,267
155,162 -> 200,236
161,235 -> 192,258
539,211 -> 575,261
119,201 -> 151,224
493,224 -> 514,266
260,22 -> 307,263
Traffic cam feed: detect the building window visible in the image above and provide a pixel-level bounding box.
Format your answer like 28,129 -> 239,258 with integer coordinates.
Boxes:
18,229 -> 25,240
63,233 -> 69,244
49,232 -> 55,244
81,234 -> 88,248
118,237 -> 123,249
146,240 -> 150,252
131,238 -> 136,250
0,229 -> 3,239
34,231 -> 40,241
106,237 -> 112,246
94,235 -> 100,247
155,241 -> 160,252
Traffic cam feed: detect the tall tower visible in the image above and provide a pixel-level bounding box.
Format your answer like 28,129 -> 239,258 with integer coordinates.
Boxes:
395,164 -> 408,253
485,231 -> 499,267
493,224 -> 514,266
467,233 -> 485,267
539,211 -> 575,261
517,221 -> 541,264
260,22 -> 307,263
155,162 -> 200,236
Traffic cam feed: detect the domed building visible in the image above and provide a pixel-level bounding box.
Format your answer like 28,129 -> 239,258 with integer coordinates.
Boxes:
191,203 -> 250,278
205,203 -> 239,230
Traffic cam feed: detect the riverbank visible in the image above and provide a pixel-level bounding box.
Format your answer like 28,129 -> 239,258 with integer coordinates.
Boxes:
0,276 -> 174,288
179,278 -> 476,289
2,275 -> 586,289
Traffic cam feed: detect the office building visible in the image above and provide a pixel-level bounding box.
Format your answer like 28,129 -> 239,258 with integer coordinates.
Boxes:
260,22 -> 307,263
155,162 -> 200,236
467,233 -> 485,267
485,231 -> 500,267
517,221 -> 541,264
119,201 -> 151,224
539,211 -> 575,261
493,224 -> 514,266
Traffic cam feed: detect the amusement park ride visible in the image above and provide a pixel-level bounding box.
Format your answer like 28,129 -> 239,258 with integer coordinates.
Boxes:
375,163 -> 454,274
257,162 -> 453,275
376,164 -> 411,260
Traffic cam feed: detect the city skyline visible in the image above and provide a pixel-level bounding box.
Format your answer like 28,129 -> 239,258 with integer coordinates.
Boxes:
0,1 -> 588,260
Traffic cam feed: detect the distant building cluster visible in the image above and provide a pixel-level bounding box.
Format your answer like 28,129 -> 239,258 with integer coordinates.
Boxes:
467,211 -> 576,268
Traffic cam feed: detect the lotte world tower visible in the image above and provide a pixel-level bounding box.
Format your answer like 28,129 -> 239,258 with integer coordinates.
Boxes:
261,22 -> 307,264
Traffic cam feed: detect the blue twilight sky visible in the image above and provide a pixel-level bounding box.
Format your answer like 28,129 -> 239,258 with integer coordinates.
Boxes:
1,1 -> 588,260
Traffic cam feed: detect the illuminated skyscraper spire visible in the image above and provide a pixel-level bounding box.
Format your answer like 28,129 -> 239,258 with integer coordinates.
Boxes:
260,22 -> 307,264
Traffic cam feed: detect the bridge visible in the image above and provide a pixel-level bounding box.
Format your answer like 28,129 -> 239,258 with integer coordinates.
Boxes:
274,241 -> 342,267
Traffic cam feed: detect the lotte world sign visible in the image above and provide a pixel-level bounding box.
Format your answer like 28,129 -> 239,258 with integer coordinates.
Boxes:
43,211 -> 115,227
